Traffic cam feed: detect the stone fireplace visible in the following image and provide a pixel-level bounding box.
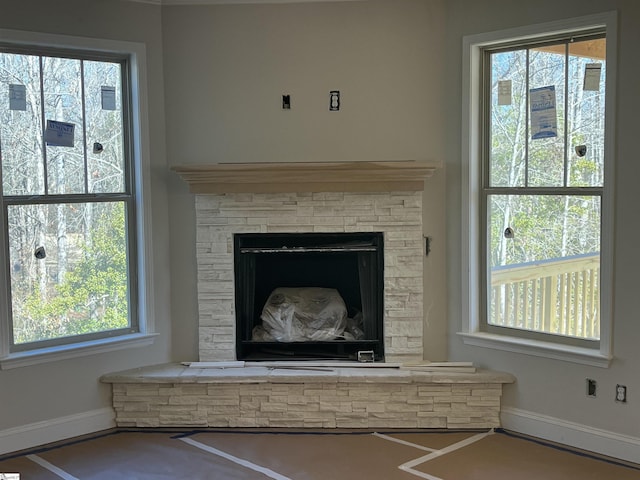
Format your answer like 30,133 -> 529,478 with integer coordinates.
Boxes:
177,161 -> 440,364
100,161 -> 515,430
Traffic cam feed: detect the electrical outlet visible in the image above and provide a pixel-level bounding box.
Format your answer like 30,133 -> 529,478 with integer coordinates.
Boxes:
587,378 -> 597,397
615,384 -> 627,403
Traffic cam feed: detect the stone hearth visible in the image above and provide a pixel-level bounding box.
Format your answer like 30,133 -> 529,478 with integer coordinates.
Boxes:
102,363 -> 515,429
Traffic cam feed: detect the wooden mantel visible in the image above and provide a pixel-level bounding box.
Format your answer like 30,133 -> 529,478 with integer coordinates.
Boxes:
172,160 -> 441,194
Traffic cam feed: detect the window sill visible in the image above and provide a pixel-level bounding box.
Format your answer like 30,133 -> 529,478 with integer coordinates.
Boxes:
457,331 -> 611,368
0,333 -> 158,370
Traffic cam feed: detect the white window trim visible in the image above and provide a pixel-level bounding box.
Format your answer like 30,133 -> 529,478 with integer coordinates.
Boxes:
0,29 -> 156,369
459,12 -> 616,368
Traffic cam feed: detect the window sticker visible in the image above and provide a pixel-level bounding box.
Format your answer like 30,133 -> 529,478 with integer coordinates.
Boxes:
498,80 -> 512,105
101,86 -> 116,110
583,63 -> 602,91
44,119 -> 75,147
9,84 -> 26,111
530,85 -> 557,139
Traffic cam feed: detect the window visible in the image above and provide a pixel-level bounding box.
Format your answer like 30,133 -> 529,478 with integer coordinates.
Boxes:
461,14 -> 615,366
0,31 -> 154,367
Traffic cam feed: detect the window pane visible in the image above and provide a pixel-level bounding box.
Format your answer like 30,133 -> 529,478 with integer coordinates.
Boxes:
487,194 -> 600,339
489,50 -> 527,187
84,60 -> 126,193
567,38 -> 606,187
42,56 -> 86,194
528,46 -> 566,187
8,201 -> 130,345
0,52 -> 45,196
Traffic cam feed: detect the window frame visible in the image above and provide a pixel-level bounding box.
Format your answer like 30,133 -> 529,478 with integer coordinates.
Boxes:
459,12 -> 616,368
0,29 -> 156,369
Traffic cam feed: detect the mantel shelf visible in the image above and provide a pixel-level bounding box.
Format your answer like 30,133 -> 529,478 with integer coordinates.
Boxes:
172,160 -> 441,194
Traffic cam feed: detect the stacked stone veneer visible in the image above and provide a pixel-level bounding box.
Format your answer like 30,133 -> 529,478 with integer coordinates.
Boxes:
103,365 -> 515,429
196,191 -> 424,363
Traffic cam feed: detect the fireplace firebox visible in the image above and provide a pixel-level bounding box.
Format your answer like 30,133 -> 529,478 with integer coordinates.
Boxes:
234,232 -> 384,361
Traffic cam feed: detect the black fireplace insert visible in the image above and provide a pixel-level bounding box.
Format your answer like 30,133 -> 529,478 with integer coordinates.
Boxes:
234,232 -> 384,361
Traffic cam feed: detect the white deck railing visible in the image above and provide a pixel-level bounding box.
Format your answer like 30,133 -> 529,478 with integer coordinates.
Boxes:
490,253 -> 600,339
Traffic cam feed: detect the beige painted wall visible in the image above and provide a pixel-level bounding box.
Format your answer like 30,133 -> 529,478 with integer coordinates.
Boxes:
444,0 -> 640,439
1,0 -> 638,449
162,0 -> 445,164
162,0 -> 449,361
0,0 -> 171,430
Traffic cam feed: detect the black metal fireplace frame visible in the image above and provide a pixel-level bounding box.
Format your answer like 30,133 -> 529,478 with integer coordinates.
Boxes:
234,232 -> 384,361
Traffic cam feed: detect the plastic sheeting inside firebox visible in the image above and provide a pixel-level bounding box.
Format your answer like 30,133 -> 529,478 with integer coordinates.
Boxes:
252,287 -> 365,342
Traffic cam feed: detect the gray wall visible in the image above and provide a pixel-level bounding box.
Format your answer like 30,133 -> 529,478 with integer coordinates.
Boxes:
1,0 -> 638,446
163,0 -> 449,362
444,0 -> 640,439
0,0 -> 172,430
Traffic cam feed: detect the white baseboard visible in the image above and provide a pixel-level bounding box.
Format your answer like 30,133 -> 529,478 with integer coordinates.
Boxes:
501,407 -> 640,464
0,407 -> 115,456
